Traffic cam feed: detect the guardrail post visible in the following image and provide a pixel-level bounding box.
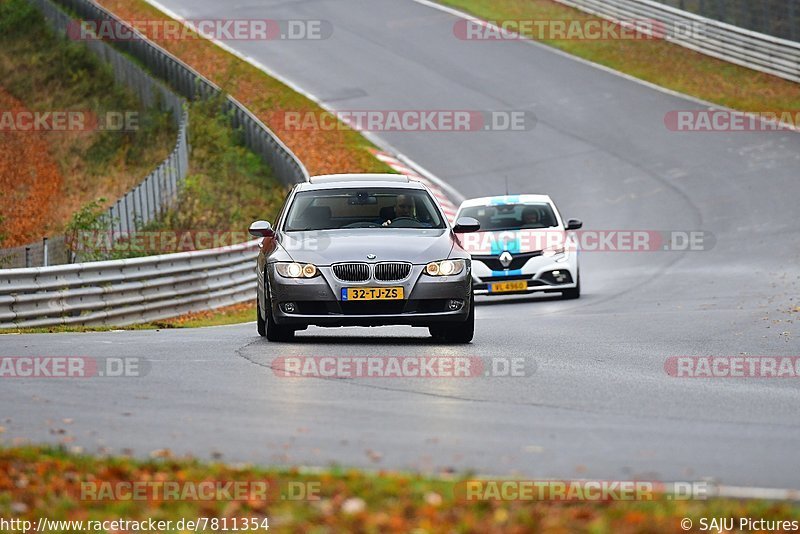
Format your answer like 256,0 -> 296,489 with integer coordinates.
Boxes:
116,199 -> 123,235
145,177 -> 152,224
138,183 -> 145,226
151,174 -> 158,219
124,193 -> 132,234
25,247 -> 31,268
43,237 -> 49,267
156,167 -> 163,215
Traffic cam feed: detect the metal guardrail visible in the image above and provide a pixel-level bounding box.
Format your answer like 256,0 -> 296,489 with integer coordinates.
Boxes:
554,0 -> 800,83
0,241 -> 259,328
1,0 -> 312,327
655,0 -> 798,43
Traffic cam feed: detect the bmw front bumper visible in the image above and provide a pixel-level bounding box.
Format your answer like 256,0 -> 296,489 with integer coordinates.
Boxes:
266,263 -> 472,327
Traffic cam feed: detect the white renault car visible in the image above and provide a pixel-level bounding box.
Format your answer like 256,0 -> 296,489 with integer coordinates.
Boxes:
454,195 -> 582,299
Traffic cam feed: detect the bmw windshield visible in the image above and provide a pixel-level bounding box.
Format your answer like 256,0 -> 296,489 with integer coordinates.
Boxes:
284,188 -> 446,231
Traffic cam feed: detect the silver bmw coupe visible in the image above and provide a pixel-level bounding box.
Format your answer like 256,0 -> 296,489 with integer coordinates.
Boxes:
249,174 -> 480,342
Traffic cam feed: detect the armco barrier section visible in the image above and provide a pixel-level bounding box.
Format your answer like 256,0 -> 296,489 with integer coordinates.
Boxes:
555,0 -> 800,83
653,0 -> 798,42
0,241 -> 259,328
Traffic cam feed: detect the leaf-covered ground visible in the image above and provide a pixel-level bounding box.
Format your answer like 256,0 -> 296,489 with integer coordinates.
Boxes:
0,447 -> 798,533
0,88 -> 63,246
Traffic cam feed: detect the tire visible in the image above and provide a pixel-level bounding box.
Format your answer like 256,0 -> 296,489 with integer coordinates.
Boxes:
429,296 -> 475,343
263,285 -> 295,342
561,274 -> 581,300
256,297 -> 266,337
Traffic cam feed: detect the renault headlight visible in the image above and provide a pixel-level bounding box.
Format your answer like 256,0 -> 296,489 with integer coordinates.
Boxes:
543,247 -> 565,258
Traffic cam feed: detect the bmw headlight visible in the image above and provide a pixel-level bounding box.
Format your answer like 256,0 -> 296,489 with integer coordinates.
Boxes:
425,259 -> 466,276
276,262 -> 319,278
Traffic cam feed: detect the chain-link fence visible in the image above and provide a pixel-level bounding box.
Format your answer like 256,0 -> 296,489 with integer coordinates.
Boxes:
654,0 -> 798,42
0,237 -> 70,269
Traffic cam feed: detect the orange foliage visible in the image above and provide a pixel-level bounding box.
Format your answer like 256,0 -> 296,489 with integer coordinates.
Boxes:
0,88 -> 63,247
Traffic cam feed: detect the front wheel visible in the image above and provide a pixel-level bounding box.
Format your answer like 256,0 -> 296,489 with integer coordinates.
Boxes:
429,297 -> 475,343
256,298 -> 266,337
561,274 -> 581,300
261,286 -> 295,342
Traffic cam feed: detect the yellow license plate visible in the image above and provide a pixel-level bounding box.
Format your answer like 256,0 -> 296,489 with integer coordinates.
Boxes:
489,280 -> 528,293
342,287 -> 404,301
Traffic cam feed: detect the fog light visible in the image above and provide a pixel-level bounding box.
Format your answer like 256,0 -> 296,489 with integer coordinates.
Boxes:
282,302 -> 297,314
553,270 -> 567,283
447,299 -> 463,311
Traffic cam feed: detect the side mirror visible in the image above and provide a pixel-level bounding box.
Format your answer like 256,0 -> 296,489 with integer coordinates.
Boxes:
565,219 -> 583,231
453,216 -> 481,234
249,220 -> 274,238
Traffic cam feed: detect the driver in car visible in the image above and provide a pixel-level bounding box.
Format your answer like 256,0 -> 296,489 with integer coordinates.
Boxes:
382,195 -> 419,226
521,206 -> 543,228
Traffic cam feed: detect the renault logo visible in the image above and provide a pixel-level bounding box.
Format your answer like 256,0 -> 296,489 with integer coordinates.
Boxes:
367,254 -> 377,260
499,251 -> 513,268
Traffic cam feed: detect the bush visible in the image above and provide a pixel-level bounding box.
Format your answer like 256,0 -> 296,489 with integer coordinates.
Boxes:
0,0 -> 42,37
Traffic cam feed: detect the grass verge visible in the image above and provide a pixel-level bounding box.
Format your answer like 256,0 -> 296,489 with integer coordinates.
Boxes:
439,0 -> 800,113
0,302 -> 256,335
151,96 -> 288,233
70,94 -> 290,263
0,446 -> 798,532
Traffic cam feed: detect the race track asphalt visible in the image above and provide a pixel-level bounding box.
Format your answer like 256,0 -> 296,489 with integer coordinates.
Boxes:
2,0 -> 799,489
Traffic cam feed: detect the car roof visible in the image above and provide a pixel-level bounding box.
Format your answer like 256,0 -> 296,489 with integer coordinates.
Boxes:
300,173 -> 423,192
458,194 -> 554,209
